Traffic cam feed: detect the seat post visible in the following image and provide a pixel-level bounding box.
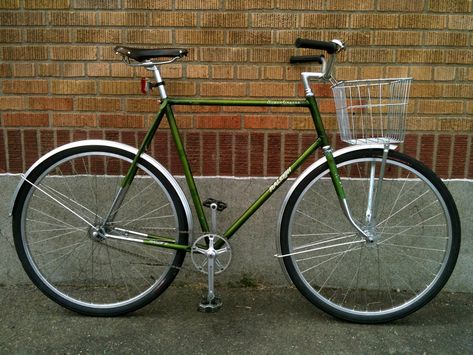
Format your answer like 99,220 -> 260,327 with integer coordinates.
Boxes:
146,62 -> 167,100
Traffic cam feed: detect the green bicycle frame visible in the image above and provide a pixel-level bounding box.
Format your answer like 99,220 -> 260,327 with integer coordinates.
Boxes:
118,94 -> 346,251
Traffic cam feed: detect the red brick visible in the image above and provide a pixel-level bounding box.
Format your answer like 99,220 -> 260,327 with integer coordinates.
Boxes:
29,97 -> 73,111
169,133 -> 184,175
0,129 -> 5,172
88,130 -> 104,140
202,131 -> 217,176
234,132 -> 249,176
39,130 -> 55,155
201,13 -> 248,28
420,134 -> 435,170
402,134 -> 419,159
3,112 -> 49,127
252,13 -> 297,28
123,0 -> 171,9
13,64 -> 34,77
2,46 -> 48,60
195,115 -> 241,129
435,135 -> 452,178
301,133 -> 317,171
284,133 -> 299,171
175,0 -> 219,9
201,82 -> 246,97
52,80 -> 96,95
250,132 -> 264,176
7,129 -> 22,172
56,129 -> 71,146
452,135 -> 468,178
244,115 -> 289,129
267,133 -> 281,176
77,97 -> 121,112
120,131 -> 136,147
152,131 -> 170,168
52,113 -> 96,127
72,130 -> 88,142
249,83 -> 295,97
0,96 -> 25,110
99,114 -> 144,128
186,131 -> 201,175
219,132 -> 233,176
3,80 -> 48,94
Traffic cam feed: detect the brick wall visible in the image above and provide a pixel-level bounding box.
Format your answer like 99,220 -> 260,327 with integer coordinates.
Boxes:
0,0 -> 472,178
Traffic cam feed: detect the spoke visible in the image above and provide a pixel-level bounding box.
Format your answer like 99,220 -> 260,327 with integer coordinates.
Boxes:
296,209 -> 345,235
299,245 -> 363,274
380,231 -> 448,240
114,204 -> 171,227
378,198 -> 441,230
26,217 -> 80,231
378,172 -> 414,231
381,246 -> 444,266
303,186 -> 341,216
381,243 -> 446,253
292,231 -> 355,238
41,180 -> 102,221
22,174 -> 97,230
280,239 -> 365,258
28,228 -> 84,245
28,208 -> 86,233
382,260 -> 417,295
379,211 -> 445,245
376,189 -> 430,227
315,240 -> 355,294
35,240 -> 89,268
115,179 -> 157,210
293,233 -> 357,252
216,247 -> 230,255
297,244 -> 364,263
341,243 -> 365,306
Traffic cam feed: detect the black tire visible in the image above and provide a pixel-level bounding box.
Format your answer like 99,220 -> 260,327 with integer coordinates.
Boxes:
12,143 -> 189,316
279,148 -> 460,323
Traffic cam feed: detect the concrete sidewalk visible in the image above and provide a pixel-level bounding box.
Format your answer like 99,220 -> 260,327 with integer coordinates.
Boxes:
1,285 -> 472,354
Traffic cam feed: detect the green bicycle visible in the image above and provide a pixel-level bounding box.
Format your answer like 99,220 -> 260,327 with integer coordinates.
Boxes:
11,39 -> 461,323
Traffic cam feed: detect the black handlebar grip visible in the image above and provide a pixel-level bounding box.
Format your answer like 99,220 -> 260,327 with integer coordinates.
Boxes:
289,55 -> 324,64
295,38 -> 339,54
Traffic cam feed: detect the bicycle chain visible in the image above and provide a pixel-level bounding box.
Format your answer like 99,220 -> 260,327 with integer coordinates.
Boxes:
100,239 -> 196,273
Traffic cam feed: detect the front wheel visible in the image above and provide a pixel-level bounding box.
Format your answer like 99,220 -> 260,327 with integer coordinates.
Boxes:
279,148 -> 460,323
12,143 -> 189,316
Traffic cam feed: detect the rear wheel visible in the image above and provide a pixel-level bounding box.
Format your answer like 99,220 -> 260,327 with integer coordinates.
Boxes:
279,148 -> 460,323
12,143 -> 189,316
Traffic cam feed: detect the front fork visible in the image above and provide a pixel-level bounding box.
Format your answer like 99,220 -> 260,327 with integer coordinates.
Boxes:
323,145 -> 389,243
365,144 -> 390,228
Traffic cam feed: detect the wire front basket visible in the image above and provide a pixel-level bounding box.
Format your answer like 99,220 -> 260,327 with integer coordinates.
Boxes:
331,78 -> 412,145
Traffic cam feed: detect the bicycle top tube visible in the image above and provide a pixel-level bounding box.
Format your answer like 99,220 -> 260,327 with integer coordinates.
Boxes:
114,38 -> 345,99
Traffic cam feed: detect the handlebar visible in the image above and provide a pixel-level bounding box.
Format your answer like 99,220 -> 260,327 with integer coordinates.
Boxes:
289,55 -> 324,65
290,38 -> 345,96
295,38 -> 342,54
290,38 -> 344,67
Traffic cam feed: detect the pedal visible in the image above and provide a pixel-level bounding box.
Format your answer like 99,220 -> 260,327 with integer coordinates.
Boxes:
203,198 -> 227,212
198,295 -> 222,313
